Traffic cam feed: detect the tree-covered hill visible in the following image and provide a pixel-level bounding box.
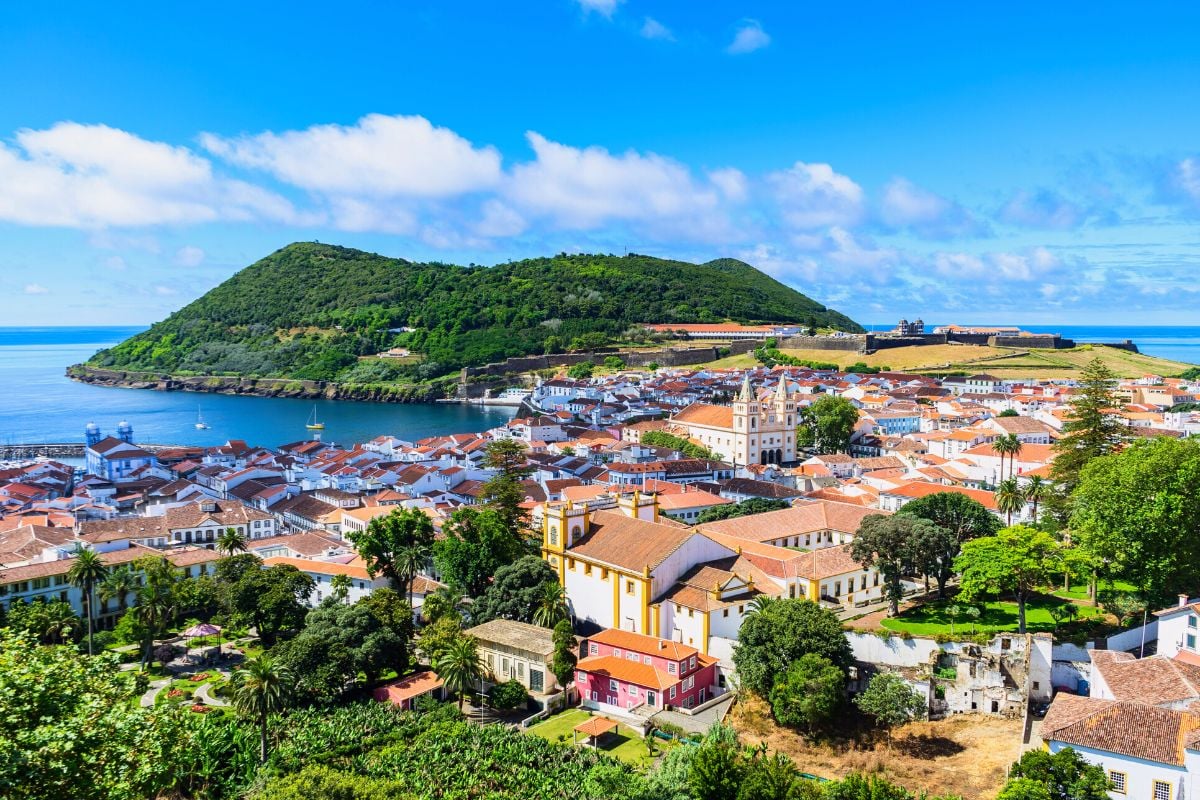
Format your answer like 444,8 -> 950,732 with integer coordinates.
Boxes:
87,243 -> 861,382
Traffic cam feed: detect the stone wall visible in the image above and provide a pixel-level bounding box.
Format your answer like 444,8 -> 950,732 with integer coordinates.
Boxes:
988,335 -> 1076,350
459,339 -> 759,380
776,334 -> 867,353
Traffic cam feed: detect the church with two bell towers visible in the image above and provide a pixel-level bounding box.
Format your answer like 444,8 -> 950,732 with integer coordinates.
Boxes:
669,374 -> 797,467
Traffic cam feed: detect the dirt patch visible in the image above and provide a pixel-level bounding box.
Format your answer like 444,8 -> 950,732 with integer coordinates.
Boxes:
730,695 -> 1021,799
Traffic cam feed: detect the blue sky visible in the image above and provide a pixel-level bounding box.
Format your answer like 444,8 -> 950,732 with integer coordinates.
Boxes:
2,2 -> 1200,326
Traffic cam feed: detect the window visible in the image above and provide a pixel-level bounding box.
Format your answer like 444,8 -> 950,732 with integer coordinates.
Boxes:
517,662 -> 525,679
687,608 -> 694,618
502,658 -> 510,676
643,655 -> 652,665
576,670 -> 586,684
589,643 -> 599,656
683,676 -> 694,691
584,564 -> 592,576
613,649 -> 622,657
626,580 -> 635,595
627,652 -> 638,662
1188,634 -> 1196,650
567,558 -> 575,570
667,662 -> 677,674
609,679 -> 618,693
669,685 -> 677,699
1153,780 -> 1170,800
688,656 -> 696,670
723,609 -> 729,617
600,568 -> 608,580
31,577 -> 50,590
1190,616 -> 1197,629
628,685 -> 638,698
1107,771 -> 1126,795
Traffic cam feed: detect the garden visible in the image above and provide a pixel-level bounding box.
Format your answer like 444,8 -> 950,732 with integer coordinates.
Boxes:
526,708 -> 676,768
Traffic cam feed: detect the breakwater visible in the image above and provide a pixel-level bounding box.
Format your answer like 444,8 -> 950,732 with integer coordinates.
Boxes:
0,442 -> 183,460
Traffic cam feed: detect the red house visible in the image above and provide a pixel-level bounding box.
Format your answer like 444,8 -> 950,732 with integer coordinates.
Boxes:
372,670 -> 444,710
576,628 -> 720,713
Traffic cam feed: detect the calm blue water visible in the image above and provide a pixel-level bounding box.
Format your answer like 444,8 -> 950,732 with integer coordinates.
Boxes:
866,324 -> 1200,366
0,327 -> 515,447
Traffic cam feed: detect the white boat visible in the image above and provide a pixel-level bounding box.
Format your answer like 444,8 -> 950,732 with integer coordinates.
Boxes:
306,406 -> 325,431
194,407 -> 210,430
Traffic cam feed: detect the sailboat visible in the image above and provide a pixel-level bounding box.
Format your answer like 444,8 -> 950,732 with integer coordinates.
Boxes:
306,406 -> 325,431
194,406 -> 210,430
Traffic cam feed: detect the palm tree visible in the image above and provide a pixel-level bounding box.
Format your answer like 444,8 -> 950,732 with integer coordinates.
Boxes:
994,478 -> 1027,526
1006,434 -> 1025,479
233,655 -> 293,763
330,573 -> 351,603
1024,475 -> 1047,523
43,601 -> 79,645
748,595 -> 778,615
134,556 -> 178,668
397,542 -> 431,605
99,565 -> 137,614
67,547 -> 108,656
217,526 -> 248,558
421,586 -> 467,625
435,634 -> 486,711
532,581 -> 569,628
991,434 -> 1019,483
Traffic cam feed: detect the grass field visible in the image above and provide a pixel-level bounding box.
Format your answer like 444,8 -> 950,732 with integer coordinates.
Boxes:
692,343 -> 1193,378
879,595 -> 1103,636
526,709 -> 669,767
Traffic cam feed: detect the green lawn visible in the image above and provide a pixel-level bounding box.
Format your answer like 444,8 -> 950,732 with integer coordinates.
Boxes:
880,595 -> 1103,636
525,709 -> 669,768
1052,580 -> 1137,602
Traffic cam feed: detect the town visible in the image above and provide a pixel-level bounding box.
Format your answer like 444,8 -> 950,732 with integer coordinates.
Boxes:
4,351 -> 1199,799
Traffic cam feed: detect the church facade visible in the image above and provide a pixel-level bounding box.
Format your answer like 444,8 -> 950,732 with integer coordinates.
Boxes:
669,376 -> 797,466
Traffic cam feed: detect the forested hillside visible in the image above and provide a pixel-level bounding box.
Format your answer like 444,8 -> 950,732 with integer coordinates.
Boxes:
85,243 -> 861,382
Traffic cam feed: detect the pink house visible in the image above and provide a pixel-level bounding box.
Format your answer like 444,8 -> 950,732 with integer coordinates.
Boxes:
372,670 -> 444,711
575,628 -> 720,712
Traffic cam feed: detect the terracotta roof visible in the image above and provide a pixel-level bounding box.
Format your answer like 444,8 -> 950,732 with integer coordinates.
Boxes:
465,619 -> 555,656
373,670 -> 443,704
574,716 -> 619,737
697,500 -> 885,543
1089,651 -> 1200,706
247,531 -> 343,557
163,499 -> 271,529
1042,694 -> 1200,766
262,556 -> 374,580
576,654 -> 677,691
569,510 -> 703,573
79,517 -> 168,543
588,628 -> 700,661
884,481 -> 998,510
672,402 -> 734,429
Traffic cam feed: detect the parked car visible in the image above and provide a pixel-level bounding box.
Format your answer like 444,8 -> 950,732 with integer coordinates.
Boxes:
1031,701 -> 1051,719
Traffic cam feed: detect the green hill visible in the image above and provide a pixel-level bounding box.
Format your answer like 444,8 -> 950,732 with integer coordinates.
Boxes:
86,243 -> 861,382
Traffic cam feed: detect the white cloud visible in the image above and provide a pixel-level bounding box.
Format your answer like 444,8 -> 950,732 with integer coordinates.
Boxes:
201,113 -> 502,198
474,199 -> 527,237
640,17 -> 674,41
727,20 -> 770,54
1000,189 -> 1085,229
0,122 -> 302,229
879,177 -> 984,238
708,168 -> 749,203
153,285 -> 178,296
577,0 -> 621,17
104,255 -> 127,271
23,283 -> 49,295
174,246 -> 205,267
931,247 -> 1060,282
506,132 -> 733,234
767,162 -> 864,229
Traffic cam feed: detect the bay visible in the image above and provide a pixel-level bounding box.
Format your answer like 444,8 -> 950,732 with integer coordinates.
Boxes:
0,327 -> 515,447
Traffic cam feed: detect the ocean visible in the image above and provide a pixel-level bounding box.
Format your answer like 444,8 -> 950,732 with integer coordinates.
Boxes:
0,327 -> 516,447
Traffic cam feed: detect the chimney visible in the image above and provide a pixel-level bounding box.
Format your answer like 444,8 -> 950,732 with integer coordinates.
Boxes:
1181,594 -> 1191,608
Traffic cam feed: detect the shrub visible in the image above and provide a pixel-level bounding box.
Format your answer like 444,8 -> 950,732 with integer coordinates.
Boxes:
489,680 -> 530,710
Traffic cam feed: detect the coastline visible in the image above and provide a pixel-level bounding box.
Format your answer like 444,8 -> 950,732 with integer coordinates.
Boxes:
66,364 -> 454,404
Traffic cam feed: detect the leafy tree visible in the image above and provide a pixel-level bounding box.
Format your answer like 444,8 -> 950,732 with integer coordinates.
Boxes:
99,564 -> 138,614
689,740 -> 744,800
434,507 -> 524,598
997,778 -> 1053,800
1050,358 -> 1129,508
532,581 -> 570,628
995,477 -> 1027,525
233,654 -> 293,763
854,673 -> 926,749
897,492 -> 1000,597
640,430 -> 720,461
550,619 -> 577,688
420,585 -> 468,625
768,653 -> 845,731
330,573 -> 351,603
481,438 -> 532,535
435,633 -> 486,711
489,680 -> 530,710
850,515 -> 945,616
217,526 -> 248,557
1071,437 -> 1200,604
824,773 -> 933,800
737,752 -> 808,800
732,598 -> 852,696
66,546 -> 107,656
602,355 -> 625,370
1003,747 -> 1111,800
174,574 -> 223,622
1048,603 -> 1079,630
0,628 -> 189,800
3,599 -> 80,645
347,507 -> 435,593
1024,474 -> 1049,523
955,525 -> 1063,633
1100,591 -> 1146,627
417,614 -> 464,664
998,409 -> 1020,417
695,497 -> 790,523
225,560 -> 315,647
471,556 -> 560,624
567,361 -> 595,379
796,394 -> 859,454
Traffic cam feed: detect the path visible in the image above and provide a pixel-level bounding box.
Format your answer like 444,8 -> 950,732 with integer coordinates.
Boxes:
139,677 -> 171,708
194,681 -> 230,707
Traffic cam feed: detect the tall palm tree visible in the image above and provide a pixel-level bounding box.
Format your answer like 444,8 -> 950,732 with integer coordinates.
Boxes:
397,542 -> 431,605
748,595 -> 778,615
435,634 -> 485,711
99,564 -> 138,614
991,434 -> 1018,483
1006,434 -> 1025,479
217,526 -> 248,558
994,478 -> 1027,526
1024,474 -> 1047,522
532,581 -> 569,628
421,586 -> 467,625
67,547 -> 108,656
134,556 -> 178,668
233,655 -> 293,763
330,573 -> 352,603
